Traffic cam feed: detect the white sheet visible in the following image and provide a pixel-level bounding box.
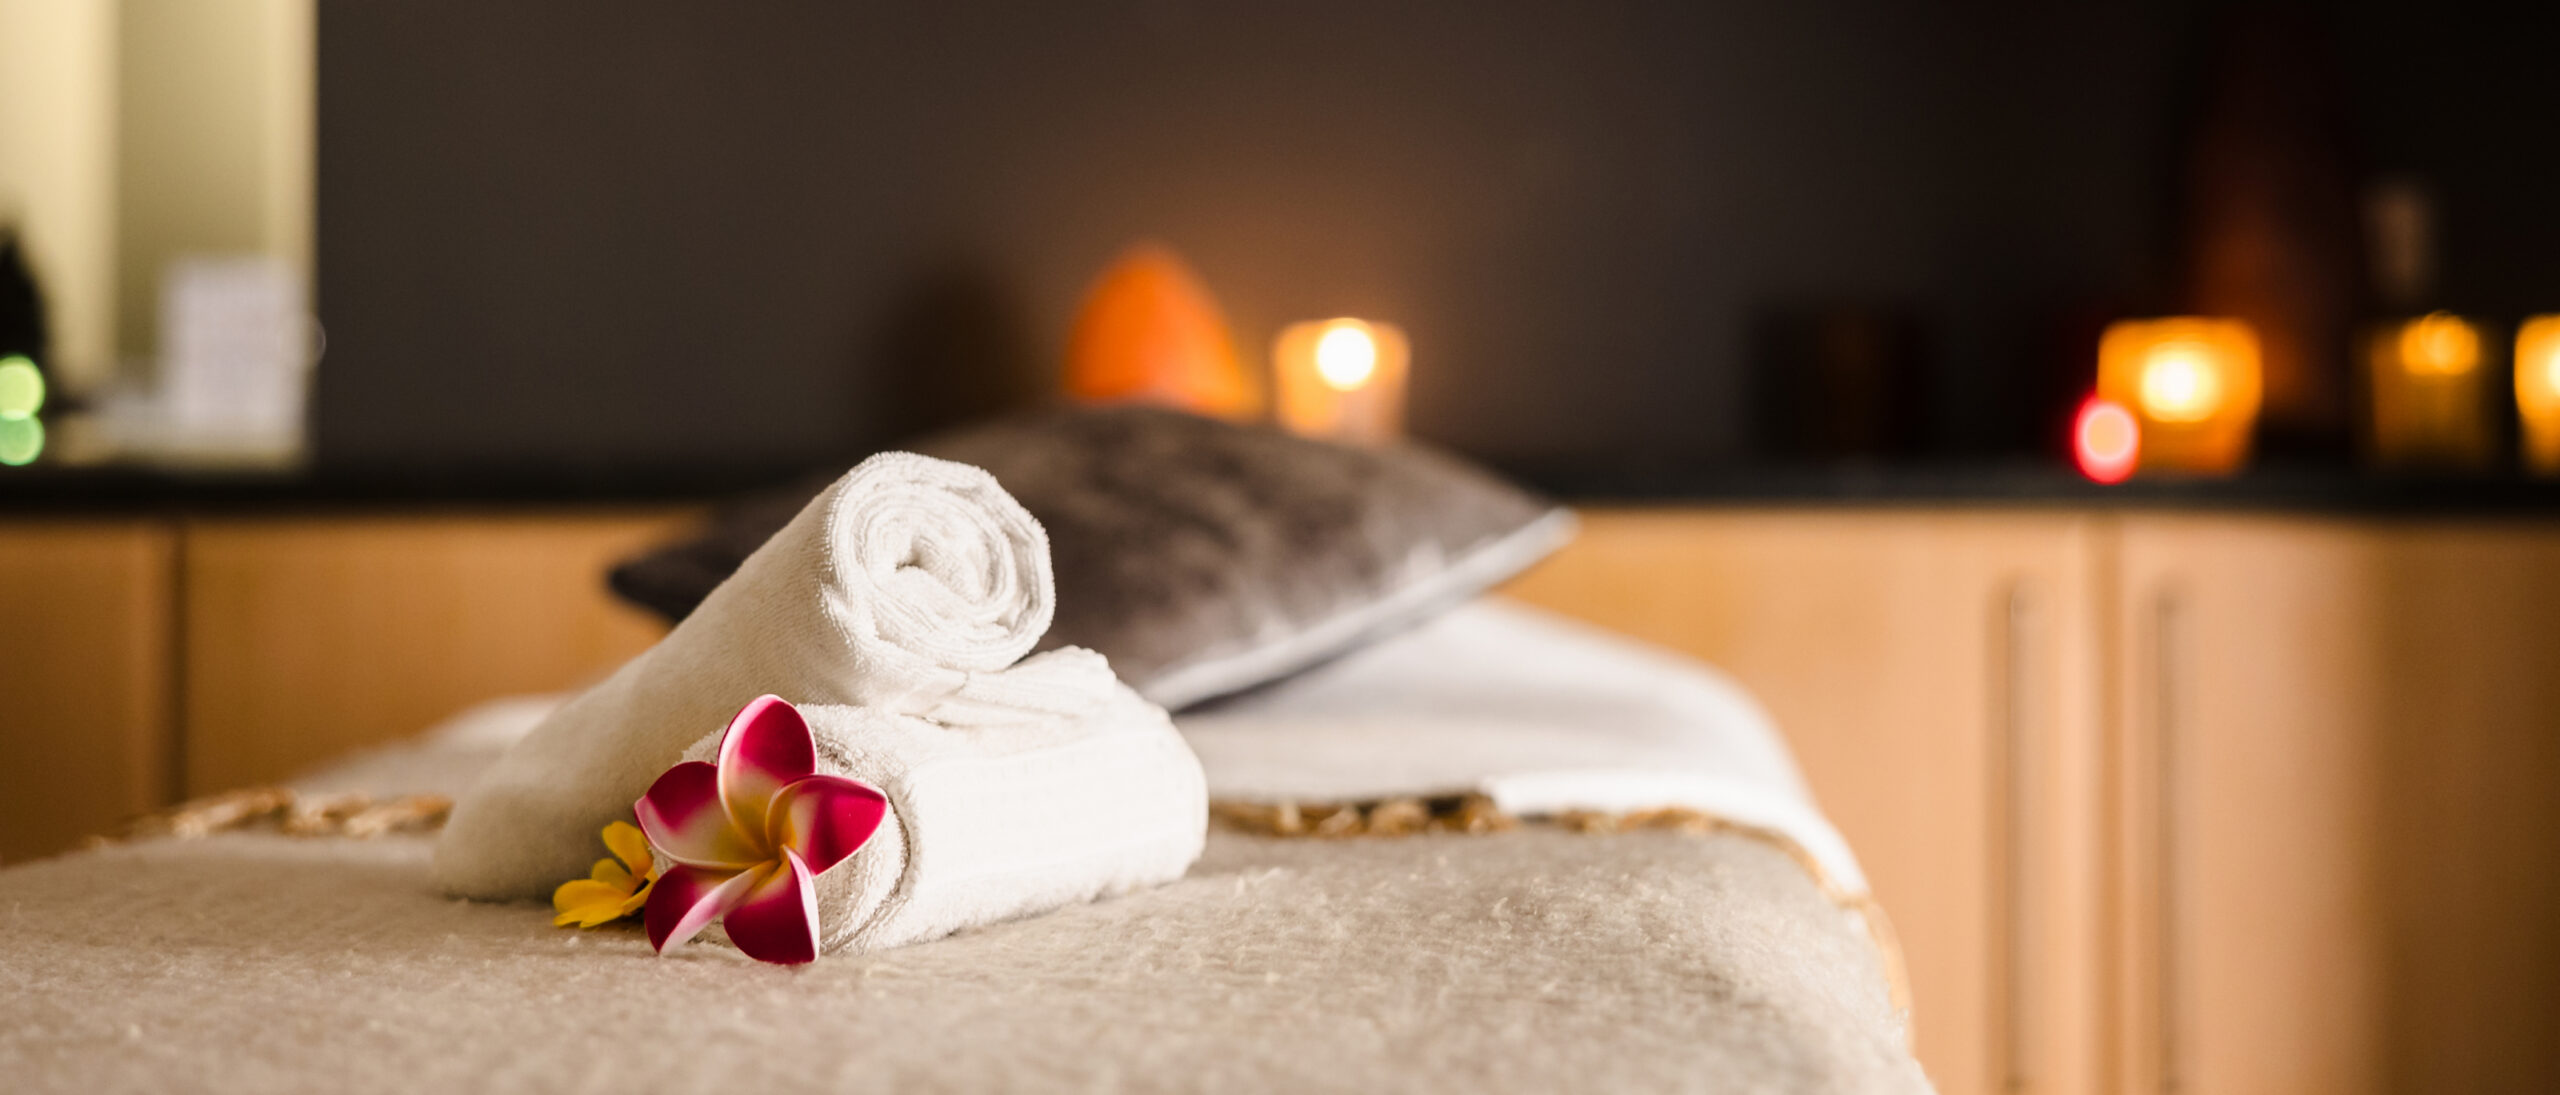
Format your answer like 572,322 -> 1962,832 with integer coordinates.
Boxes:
1175,596 -> 1869,895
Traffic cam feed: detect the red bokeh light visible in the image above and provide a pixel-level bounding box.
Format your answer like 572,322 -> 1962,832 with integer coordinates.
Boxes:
2074,395 -> 2139,484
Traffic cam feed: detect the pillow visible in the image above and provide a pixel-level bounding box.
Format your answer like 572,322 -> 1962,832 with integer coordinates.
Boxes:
609,405 -> 1577,710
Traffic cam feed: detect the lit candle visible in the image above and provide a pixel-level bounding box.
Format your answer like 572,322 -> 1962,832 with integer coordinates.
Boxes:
2364,312 -> 2493,470
1273,318 -> 1408,443
2096,318 -> 2261,475
2519,316 -> 2560,475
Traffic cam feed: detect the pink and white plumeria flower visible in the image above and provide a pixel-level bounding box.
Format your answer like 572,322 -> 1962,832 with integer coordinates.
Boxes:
634,695 -> 887,965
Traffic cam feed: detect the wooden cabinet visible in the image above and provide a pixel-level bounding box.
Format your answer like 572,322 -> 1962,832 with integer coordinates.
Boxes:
2363,526 -> 2560,1093
2108,518 -> 2560,1095
181,513 -> 687,795
1510,509 -> 2560,1095
0,510 -> 687,860
2109,518 -> 2392,1095
0,521 -> 176,864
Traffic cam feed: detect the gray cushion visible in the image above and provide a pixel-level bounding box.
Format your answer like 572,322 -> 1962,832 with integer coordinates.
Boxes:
609,405 -> 1576,709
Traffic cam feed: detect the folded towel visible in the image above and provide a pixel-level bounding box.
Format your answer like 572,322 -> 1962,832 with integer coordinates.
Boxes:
437,452 -> 1114,900
678,688 -> 1206,955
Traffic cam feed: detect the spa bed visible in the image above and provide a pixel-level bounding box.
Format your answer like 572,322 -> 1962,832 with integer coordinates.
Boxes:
0,601 -> 1930,1093
2,820 -> 1915,1092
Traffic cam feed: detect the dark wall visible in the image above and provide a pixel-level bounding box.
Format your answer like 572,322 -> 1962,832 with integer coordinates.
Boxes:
312,2 -> 2560,477
2337,4 -> 2560,322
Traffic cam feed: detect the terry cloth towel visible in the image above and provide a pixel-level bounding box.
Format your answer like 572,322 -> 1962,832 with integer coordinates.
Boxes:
438,452 -> 1147,901
1176,596 -> 1870,898
675,693 -> 1207,955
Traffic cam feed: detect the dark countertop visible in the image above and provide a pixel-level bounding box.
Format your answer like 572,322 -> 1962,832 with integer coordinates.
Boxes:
0,461 -> 810,515
6,458 -> 2560,519
1510,460 -> 2560,518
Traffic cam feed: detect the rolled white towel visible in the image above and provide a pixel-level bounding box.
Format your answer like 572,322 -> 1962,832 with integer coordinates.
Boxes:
437,452 -> 1100,900
673,685 -> 1207,956
823,454 -> 1064,719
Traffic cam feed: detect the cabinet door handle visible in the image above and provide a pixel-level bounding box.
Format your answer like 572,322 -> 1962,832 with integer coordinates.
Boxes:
2153,589 -> 2184,1095
1999,582 -> 2035,1094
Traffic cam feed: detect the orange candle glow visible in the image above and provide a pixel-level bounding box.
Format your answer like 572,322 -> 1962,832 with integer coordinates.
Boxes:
2518,316 -> 2560,475
2095,318 -> 2261,475
2364,312 -> 2492,470
1274,319 -> 1408,443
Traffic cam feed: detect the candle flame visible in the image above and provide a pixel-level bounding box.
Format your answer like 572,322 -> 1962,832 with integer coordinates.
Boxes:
1314,322 -> 1379,391
2138,343 -> 2223,424
2398,312 -> 2481,376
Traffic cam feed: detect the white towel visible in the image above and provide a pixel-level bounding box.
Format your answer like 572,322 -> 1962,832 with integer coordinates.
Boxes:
677,688 -> 1207,955
436,452 -> 1144,900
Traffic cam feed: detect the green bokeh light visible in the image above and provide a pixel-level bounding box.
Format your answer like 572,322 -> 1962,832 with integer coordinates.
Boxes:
0,356 -> 40,419
0,414 -> 41,466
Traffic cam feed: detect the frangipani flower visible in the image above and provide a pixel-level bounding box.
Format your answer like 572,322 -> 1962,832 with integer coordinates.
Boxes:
552,820 -> 658,928
635,695 -> 887,965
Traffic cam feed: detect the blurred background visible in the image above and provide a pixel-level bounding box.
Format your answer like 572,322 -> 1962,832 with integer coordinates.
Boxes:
6,3 -> 2560,1093
4,0 -> 2559,482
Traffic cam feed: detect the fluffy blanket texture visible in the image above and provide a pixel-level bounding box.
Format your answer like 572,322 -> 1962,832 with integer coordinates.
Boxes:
0,828 -> 1926,1094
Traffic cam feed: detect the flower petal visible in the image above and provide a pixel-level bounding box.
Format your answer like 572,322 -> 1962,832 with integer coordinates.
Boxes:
592,858 -> 633,890
618,879 -> 654,918
603,820 -> 655,877
554,879 -> 633,928
721,847 -> 819,965
766,774 -> 888,876
553,878 -> 624,916
635,761 -> 763,869
644,864 -> 765,954
717,695 -> 816,843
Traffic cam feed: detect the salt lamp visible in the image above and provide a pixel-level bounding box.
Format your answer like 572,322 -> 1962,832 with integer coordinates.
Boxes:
1061,243 -> 1255,419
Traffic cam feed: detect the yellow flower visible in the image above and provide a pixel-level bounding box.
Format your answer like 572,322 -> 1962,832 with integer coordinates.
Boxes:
552,820 -> 658,928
